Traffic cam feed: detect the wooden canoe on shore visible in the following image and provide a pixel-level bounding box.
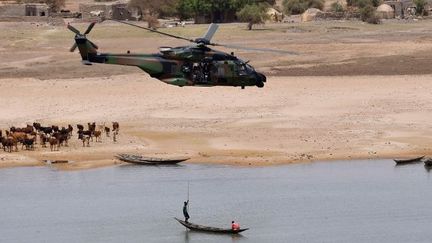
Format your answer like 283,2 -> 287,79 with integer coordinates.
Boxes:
424,158 -> 432,167
174,217 -> 249,234
115,154 -> 189,165
43,160 -> 69,164
394,156 -> 425,165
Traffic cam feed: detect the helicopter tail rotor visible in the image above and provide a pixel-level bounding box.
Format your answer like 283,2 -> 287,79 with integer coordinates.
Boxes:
68,23 -> 99,61
68,22 -> 98,52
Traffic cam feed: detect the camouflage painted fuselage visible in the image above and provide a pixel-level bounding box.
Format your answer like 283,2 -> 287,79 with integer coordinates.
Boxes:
75,36 -> 266,88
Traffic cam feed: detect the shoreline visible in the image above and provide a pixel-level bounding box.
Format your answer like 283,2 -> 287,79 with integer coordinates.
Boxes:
1,151 -> 431,171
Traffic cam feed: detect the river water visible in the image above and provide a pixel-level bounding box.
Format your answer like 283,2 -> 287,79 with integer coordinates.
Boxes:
1,160 -> 431,243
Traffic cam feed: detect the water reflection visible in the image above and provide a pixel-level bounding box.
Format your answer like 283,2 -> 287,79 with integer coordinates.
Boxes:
182,230 -> 246,243
394,161 -> 423,167
118,163 -> 185,169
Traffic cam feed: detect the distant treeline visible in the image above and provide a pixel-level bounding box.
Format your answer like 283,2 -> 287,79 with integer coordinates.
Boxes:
128,0 -> 276,19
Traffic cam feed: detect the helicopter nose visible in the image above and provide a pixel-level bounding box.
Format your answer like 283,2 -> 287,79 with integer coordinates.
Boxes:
255,72 -> 266,88
259,73 -> 266,82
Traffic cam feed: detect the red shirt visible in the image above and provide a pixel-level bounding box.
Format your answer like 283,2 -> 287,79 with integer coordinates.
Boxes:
232,222 -> 240,230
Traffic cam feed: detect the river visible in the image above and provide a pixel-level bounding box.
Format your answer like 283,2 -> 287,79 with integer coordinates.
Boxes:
1,159 -> 431,243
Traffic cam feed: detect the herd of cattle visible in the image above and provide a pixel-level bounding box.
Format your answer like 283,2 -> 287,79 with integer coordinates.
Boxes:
0,122 -> 120,152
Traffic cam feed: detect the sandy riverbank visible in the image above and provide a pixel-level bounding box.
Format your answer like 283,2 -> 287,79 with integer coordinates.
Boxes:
1,74 -> 431,170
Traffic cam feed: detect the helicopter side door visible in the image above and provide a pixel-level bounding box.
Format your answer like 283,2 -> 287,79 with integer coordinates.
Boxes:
212,60 -> 236,85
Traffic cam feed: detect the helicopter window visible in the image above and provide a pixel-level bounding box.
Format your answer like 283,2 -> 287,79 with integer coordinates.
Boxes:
236,62 -> 249,75
239,65 -> 248,75
245,63 -> 255,72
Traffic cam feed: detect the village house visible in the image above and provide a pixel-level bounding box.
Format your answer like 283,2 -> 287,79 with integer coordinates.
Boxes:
0,2 -> 49,17
79,1 -> 141,21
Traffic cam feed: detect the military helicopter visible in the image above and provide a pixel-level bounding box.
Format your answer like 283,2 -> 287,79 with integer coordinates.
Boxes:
68,21 -> 296,89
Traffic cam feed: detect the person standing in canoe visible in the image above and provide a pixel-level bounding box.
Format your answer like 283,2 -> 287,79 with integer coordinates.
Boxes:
183,200 -> 190,222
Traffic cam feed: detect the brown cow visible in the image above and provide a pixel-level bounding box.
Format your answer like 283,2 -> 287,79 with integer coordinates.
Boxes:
22,135 -> 36,150
94,130 -> 102,142
10,132 -> 26,150
49,137 -> 59,151
112,122 -> 119,132
10,125 -> 33,134
88,122 -> 96,133
2,137 -> 15,153
40,134 -> 48,148
53,131 -> 69,147
104,127 -> 110,137
67,124 -> 73,138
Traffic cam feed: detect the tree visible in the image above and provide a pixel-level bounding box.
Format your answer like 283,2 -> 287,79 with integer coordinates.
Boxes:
282,0 -> 324,15
129,0 -> 179,28
237,3 -> 270,30
414,0 -> 428,16
176,0 -> 212,20
176,0 -> 275,22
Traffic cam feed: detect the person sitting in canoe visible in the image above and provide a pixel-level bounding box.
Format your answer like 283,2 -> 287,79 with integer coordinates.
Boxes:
183,200 -> 190,223
231,220 -> 240,231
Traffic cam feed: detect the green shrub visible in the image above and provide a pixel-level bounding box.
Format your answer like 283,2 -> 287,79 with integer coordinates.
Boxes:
330,2 -> 345,12
237,3 -> 270,30
359,5 -> 374,21
282,0 -> 324,15
414,0 -> 428,16
359,5 -> 380,24
347,0 -> 379,7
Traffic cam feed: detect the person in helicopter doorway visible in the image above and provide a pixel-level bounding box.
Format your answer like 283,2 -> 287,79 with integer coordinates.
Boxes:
183,200 -> 190,223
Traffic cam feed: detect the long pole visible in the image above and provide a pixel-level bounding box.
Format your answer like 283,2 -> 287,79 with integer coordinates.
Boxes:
187,181 -> 190,211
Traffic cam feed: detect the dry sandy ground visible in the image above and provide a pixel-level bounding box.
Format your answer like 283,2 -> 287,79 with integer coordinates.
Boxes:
1,21 -> 432,170
1,74 -> 431,170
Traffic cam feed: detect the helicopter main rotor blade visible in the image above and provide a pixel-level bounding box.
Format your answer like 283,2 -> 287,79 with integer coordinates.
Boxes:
202,23 -> 219,42
112,20 -> 195,43
67,24 -> 81,35
84,22 -> 96,35
211,43 -> 299,55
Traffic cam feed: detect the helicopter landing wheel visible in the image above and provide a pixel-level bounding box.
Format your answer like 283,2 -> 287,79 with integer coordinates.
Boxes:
256,82 -> 264,88
241,86 -> 245,89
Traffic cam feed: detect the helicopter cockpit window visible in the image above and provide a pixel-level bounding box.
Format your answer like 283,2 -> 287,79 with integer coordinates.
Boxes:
245,63 -> 255,72
236,60 -> 253,75
238,64 -> 247,75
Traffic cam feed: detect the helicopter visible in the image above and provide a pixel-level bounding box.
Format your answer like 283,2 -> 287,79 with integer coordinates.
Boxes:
68,21 -> 296,89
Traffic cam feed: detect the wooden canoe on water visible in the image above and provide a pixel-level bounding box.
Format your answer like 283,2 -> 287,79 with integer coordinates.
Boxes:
115,154 -> 189,165
394,156 -> 425,165
174,218 -> 249,234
